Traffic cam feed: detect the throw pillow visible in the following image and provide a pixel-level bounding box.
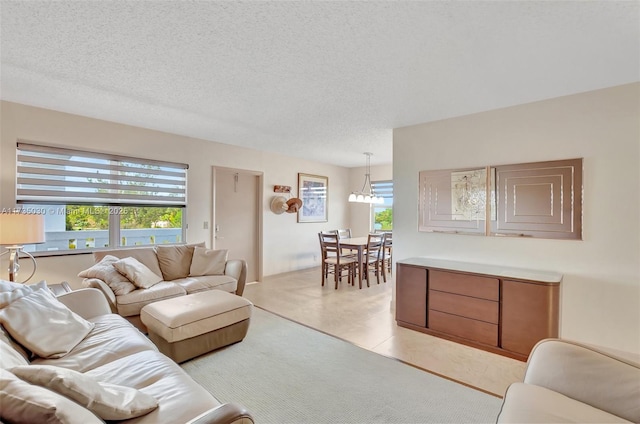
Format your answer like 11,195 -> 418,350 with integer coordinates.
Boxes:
0,279 -> 25,292
0,287 -> 94,359
189,247 -> 228,276
11,365 -> 159,420
0,280 -> 47,308
156,244 -> 196,281
113,257 -> 163,289
78,255 -> 136,295
0,369 -> 102,424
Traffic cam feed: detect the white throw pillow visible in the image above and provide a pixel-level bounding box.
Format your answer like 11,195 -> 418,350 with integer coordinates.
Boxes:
189,247 -> 228,276
0,369 -> 103,424
11,365 -> 158,420
78,255 -> 136,295
0,287 -> 94,359
0,279 -> 26,292
113,257 -> 163,289
0,280 -> 47,308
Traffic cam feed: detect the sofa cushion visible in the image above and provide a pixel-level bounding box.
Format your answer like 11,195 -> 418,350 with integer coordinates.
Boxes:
12,364 -> 159,420
174,275 -> 238,294
86,350 -> 221,424
498,383 -> 631,423
524,339 -> 640,422
0,288 -> 94,359
0,369 -> 102,424
156,244 -> 197,280
116,281 -> 186,317
94,247 -> 164,278
189,247 -> 228,276
78,254 -> 136,295
114,257 -> 163,289
33,313 -> 157,373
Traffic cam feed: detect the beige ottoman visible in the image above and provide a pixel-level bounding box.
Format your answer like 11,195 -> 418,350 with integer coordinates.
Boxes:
140,290 -> 252,363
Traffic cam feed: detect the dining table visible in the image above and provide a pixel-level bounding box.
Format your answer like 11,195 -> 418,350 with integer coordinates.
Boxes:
338,236 -> 369,289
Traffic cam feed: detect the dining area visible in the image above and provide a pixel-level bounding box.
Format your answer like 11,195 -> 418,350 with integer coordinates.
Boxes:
317,229 -> 392,290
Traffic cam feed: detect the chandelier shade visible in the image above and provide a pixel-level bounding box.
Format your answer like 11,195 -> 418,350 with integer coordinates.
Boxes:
348,153 -> 384,204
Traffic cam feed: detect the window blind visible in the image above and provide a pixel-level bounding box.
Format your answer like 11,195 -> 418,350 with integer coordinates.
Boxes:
372,180 -> 393,204
16,142 -> 188,206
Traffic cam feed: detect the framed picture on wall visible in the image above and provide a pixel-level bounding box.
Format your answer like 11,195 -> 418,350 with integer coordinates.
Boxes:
298,173 -> 328,223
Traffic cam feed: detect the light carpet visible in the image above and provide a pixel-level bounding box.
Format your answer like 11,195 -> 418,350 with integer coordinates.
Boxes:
182,307 -> 502,424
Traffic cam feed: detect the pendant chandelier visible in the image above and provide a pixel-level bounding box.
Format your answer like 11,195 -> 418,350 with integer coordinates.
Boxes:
348,152 -> 384,204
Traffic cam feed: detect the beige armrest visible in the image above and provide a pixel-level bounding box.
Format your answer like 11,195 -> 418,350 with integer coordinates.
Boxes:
524,338 -> 640,422
225,259 -> 248,296
82,278 -> 118,313
186,403 -> 254,424
56,288 -> 112,319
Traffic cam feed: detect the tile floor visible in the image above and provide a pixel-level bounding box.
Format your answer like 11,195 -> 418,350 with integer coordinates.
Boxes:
243,266 -> 526,397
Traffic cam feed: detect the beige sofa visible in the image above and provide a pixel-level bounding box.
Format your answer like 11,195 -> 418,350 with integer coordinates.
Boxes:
80,244 -> 247,330
0,282 -> 254,423
497,338 -> 640,423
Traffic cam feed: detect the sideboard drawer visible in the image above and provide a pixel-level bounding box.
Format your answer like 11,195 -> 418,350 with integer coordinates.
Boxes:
430,270 -> 499,301
428,310 -> 498,346
428,290 -> 499,324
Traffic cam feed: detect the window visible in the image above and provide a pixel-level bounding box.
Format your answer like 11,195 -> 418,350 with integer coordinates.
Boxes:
371,180 -> 393,231
16,142 -> 188,252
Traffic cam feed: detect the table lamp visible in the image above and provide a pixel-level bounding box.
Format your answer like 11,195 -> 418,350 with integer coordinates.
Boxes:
0,214 -> 46,283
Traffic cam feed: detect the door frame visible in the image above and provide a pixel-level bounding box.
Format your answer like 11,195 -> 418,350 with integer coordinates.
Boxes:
211,166 -> 264,282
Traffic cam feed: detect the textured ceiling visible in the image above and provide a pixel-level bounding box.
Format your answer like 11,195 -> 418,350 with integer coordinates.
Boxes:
1,1 -> 638,167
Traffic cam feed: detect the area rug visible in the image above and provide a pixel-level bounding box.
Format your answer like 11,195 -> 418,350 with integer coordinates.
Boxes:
182,307 -> 502,424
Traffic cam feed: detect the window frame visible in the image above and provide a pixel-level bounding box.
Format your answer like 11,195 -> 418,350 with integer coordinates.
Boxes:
15,142 -> 188,254
371,180 -> 393,232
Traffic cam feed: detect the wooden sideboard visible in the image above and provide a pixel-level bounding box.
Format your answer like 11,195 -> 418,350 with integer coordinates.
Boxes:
396,258 -> 561,361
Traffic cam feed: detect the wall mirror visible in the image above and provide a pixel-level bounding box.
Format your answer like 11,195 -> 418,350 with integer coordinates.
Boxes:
418,158 -> 582,240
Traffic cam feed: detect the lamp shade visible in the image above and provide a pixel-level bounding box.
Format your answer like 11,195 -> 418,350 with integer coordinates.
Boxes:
0,214 -> 46,245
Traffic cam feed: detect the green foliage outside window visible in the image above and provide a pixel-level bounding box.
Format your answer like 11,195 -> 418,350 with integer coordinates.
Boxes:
65,205 -> 182,231
374,208 -> 393,230
120,207 -> 182,229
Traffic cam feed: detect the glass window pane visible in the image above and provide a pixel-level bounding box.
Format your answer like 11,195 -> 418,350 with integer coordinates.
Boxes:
372,180 -> 393,231
374,207 -> 393,231
19,204 -> 185,252
119,206 -> 183,246
21,204 -> 110,252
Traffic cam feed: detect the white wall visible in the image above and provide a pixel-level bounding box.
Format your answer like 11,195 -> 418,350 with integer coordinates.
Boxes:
392,83 -> 640,356
0,101 -> 352,286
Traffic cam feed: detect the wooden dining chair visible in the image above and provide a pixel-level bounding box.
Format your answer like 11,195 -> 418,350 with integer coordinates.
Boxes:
319,230 -> 338,279
318,232 -> 357,289
363,233 -> 385,287
337,228 -> 357,258
383,232 -> 392,275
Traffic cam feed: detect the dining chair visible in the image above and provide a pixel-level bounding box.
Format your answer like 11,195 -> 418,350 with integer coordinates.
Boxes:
337,228 -> 357,258
321,230 -> 339,236
383,232 -> 392,275
363,233 -> 385,287
318,232 -> 357,289
319,230 -> 339,279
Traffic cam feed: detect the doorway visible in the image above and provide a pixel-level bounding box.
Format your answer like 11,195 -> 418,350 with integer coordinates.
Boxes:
212,167 -> 262,282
